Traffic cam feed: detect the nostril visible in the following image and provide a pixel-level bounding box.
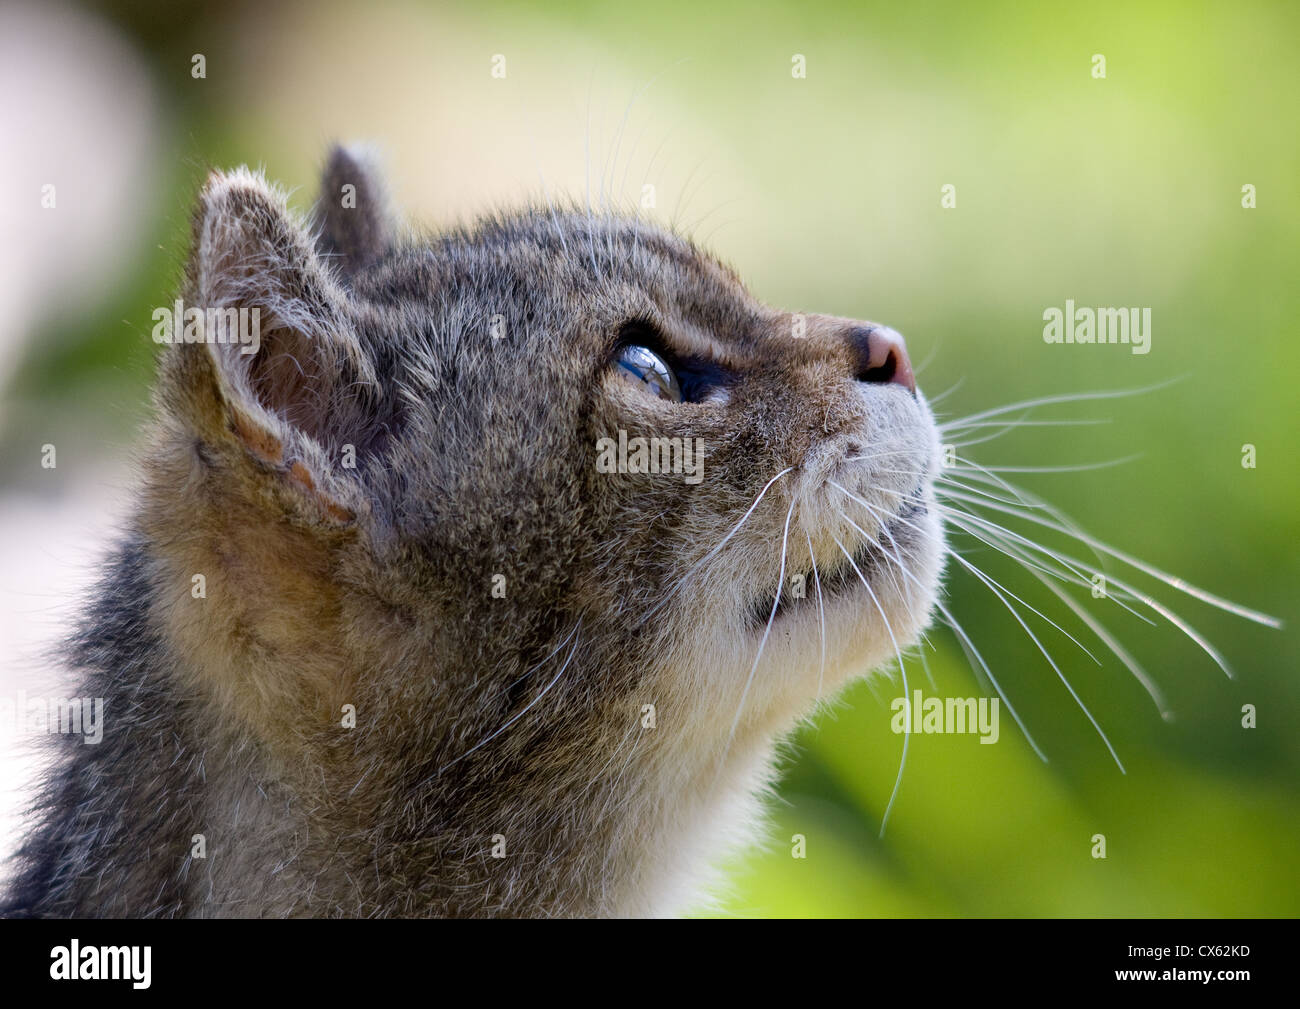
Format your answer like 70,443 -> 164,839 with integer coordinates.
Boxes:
849,324 -> 917,395
860,348 -> 899,385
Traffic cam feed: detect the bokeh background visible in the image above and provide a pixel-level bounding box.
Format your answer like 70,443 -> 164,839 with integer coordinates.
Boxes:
1,0 -> 1296,916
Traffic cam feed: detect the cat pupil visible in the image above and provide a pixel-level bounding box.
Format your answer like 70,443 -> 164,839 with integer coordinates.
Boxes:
616,344 -> 682,402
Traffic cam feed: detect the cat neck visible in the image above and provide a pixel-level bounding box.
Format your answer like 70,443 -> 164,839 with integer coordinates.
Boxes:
7,530 -> 773,917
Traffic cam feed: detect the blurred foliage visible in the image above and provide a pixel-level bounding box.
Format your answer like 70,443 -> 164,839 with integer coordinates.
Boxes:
6,0 -> 1297,915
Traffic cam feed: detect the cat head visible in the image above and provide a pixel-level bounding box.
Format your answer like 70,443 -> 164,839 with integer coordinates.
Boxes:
145,146 -> 944,900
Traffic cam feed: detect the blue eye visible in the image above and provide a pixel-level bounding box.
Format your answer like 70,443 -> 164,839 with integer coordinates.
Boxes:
615,344 -> 682,402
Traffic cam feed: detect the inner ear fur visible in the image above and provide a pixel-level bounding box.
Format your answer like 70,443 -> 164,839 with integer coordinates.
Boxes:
161,166 -> 384,526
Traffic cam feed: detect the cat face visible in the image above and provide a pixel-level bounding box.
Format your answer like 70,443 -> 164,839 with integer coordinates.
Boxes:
156,147 -> 944,823
354,206 -> 940,665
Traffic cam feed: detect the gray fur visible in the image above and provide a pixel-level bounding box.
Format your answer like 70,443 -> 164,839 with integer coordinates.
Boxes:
3,146 -> 942,917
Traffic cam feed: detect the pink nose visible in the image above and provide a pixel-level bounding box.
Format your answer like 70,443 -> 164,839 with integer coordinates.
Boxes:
849,324 -> 916,395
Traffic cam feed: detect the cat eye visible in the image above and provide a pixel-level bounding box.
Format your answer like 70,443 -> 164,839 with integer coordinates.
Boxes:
615,344 -> 682,403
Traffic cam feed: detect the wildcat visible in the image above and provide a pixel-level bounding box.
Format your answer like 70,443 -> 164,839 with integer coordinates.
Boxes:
3,146 -> 944,917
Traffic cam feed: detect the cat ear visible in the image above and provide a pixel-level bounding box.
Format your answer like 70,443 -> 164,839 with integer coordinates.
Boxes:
314,143 -> 396,279
162,166 -> 382,526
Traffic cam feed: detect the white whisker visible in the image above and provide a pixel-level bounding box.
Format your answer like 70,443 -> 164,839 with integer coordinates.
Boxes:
935,598 -> 1047,761
925,375 -> 966,405
826,496 -> 1046,760
943,456 -> 1143,474
940,502 -> 1237,679
938,378 -> 1184,431
911,338 -> 941,378
434,619 -> 583,776
945,516 -> 1178,745
941,418 -> 1111,430
804,527 -> 827,701
947,550 -> 1126,772
938,489 -> 1282,628
1022,551 -> 1172,719
937,474 -> 1046,508
943,459 -> 1111,569
939,504 -> 1156,627
645,466 -> 795,620
835,491 -> 1102,666
831,534 -> 910,835
722,499 -> 797,767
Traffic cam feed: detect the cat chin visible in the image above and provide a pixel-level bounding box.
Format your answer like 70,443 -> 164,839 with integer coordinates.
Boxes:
681,501 -> 945,738
794,499 -> 945,697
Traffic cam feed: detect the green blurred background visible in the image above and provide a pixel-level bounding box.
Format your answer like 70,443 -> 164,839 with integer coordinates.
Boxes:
1,0 -> 1296,916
